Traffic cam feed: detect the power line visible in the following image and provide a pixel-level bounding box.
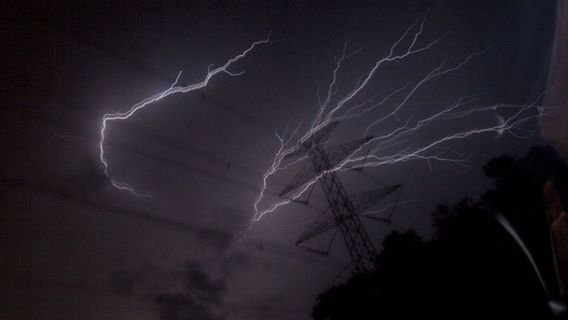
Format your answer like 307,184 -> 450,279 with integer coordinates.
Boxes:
1,175 -> 343,269
278,125 -> 398,272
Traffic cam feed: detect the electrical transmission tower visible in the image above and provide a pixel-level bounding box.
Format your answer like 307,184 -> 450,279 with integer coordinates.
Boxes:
280,122 -> 402,272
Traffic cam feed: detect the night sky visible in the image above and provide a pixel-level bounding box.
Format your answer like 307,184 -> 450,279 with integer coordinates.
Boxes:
1,1 -> 561,319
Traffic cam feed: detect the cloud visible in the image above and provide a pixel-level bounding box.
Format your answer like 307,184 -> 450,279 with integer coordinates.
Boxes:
110,262 -> 228,320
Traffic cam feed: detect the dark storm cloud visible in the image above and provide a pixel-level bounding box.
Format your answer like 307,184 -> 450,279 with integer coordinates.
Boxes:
110,262 -> 228,320
155,264 -> 228,320
1,173 -> 238,255
156,292 -> 223,320
220,251 -> 252,275
104,207 -> 257,319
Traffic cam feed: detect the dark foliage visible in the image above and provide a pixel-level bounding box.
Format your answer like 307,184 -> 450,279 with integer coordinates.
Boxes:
313,145 -> 568,319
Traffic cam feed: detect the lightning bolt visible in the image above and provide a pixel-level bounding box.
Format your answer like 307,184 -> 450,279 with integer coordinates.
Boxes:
251,13 -> 562,224
99,37 -> 269,196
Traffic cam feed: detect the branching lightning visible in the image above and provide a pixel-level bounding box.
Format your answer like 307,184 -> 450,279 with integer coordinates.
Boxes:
99,38 -> 269,196
252,14 -> 561,224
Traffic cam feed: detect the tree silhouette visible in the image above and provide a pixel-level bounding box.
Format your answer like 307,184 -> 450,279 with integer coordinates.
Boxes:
313,145 -> 568,320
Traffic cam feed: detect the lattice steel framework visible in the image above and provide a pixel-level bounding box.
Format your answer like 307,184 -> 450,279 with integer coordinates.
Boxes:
305,143 -> 378,272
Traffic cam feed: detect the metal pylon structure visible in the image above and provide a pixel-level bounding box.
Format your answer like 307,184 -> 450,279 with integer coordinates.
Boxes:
280,122 -> 401,272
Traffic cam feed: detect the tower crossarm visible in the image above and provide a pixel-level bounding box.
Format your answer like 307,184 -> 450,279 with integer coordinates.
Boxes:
308,143 -> 378,272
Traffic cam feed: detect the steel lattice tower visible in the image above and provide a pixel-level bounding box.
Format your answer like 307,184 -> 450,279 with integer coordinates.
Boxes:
307,143 -> 378,272
279,122 -> 401,273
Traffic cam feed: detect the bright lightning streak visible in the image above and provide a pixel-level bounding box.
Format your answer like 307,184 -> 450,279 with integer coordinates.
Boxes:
99,38 -> 269,196
494,213 -> 549,296
251,14 -> 561,225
